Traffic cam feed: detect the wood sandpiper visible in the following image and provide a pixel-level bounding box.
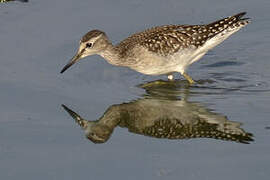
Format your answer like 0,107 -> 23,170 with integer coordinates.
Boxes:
62,97 -> 253,144
61,12 -> 250,84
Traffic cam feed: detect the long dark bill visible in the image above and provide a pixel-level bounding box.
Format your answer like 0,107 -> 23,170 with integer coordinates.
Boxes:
61,104 -> 86,128
60,51 -> 82,73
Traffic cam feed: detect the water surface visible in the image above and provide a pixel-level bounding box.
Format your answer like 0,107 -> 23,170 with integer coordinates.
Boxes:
0,0 -> 270,179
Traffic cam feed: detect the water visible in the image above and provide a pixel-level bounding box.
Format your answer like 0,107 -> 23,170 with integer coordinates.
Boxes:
0,0 -> 269,179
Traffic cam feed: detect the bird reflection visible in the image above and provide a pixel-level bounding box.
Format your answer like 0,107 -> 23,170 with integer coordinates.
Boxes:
62,80 -> 253,144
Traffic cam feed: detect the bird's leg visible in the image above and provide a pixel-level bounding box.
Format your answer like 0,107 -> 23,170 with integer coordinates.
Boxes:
182,72 -> 195,84
167,74 -> 174,81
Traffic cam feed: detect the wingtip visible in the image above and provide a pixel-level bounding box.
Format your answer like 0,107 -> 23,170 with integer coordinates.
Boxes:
239,11 -> 247,16
233,11 -> 248,20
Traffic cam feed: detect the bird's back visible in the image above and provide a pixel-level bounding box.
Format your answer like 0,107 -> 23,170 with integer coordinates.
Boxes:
116,12 -> 250,57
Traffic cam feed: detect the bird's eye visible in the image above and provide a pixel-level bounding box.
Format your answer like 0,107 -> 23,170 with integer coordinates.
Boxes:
86,43 -> 92,48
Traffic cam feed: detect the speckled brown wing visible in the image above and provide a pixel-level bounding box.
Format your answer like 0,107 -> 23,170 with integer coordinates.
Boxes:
116,25 -> 187,57
142,118 -> 253,144
117,24 -> 215,57
140,26 -> 205,56
141,12 -> 250,56
117,12 -> 250,57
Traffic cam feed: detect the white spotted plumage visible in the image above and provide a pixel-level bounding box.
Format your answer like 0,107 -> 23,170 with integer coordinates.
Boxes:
62,12 -> 250,83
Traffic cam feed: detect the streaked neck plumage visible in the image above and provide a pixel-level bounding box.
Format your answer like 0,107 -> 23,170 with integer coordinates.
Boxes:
99,41 -> 123,66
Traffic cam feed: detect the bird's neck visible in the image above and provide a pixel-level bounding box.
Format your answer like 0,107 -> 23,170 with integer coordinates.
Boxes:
99,43 -> 123,66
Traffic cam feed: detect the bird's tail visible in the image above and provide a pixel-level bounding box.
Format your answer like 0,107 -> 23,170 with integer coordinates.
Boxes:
207,12 -> 250,29
205,12 -> 250,38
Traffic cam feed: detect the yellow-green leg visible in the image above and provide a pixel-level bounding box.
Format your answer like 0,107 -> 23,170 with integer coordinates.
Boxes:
182,72 -> 195,84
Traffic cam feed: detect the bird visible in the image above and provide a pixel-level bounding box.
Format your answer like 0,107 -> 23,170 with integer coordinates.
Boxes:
62,96 -> 253,144
61,81 -> 253,144
60,12 -> 250,84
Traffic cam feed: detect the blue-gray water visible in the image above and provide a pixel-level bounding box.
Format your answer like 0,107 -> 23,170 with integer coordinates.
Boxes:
0,0 -> 269,179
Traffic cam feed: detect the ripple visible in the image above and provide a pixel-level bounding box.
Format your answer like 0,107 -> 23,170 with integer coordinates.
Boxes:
136,71 -> 270,99
210,72 -> 270,93
203,61 -> 245,68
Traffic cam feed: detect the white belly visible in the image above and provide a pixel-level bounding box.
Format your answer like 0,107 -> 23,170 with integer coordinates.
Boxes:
130,47 -> 207,75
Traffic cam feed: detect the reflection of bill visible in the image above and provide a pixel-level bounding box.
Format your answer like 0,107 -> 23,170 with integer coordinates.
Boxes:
0,0 -> 28,3
62,81 -> 253,144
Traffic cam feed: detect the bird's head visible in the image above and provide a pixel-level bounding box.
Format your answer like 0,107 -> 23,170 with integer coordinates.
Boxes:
61,29 -> 109,73
85,122 -> 113,144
